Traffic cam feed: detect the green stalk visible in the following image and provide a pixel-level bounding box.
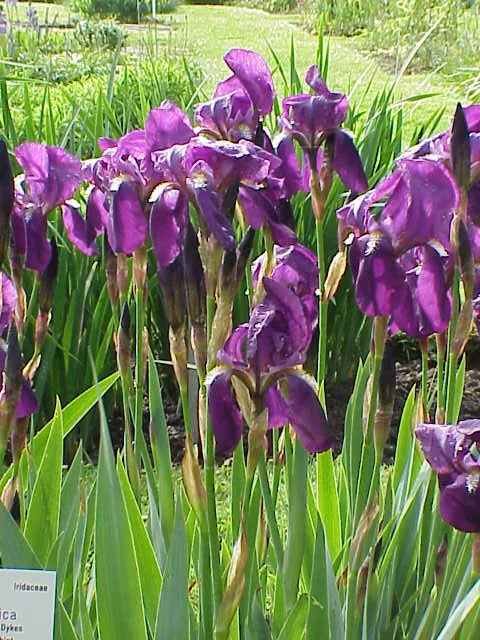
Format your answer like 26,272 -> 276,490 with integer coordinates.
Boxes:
134,286 -> 144,465
421,346 -> 429,420
316,217 -> 327,385
200,531 -> 213,640
445,269 -> 460,423
257,453 -> 284,571
206,294 -> 222,609
283,436 -> 308,611
353,348 -> 383,526
435,333 -> 446,424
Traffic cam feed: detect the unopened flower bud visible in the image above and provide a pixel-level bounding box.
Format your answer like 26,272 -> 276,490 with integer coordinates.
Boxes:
451,103 -> 470,192
9,239 -> 26,336
355,556 -> 369,612
182,433 -> 207,532
275,199 -> 296,231
246,409 -> 268,482
452,298 -> 473,358
255,502 -> 268,566
169,325 -> 188,393
38,238 -> 58,314
435,535 -> 448,584
0,139 -> 13,272
133,245 -> 147,302
323,250 -> 347,301
5,323 -> 22,396
104,235 -> 119,306
117,303 -> 131,376
457,220 -> 474,300
374,340 -> 396,455
219,248 -> 237,297
235,226 -> 255,282
183,223 -> 206,329
215,522 -> 248,636
222,178 -> 240,221
158,256 -> 186,334
117,253 -> 129,300
1,476 -> 18,512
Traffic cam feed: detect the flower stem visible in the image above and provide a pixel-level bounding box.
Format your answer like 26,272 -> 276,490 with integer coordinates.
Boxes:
206,294 -> 222,609
316,217 -> 327,386
134,285 -> 144,465
257,453 -> 284,571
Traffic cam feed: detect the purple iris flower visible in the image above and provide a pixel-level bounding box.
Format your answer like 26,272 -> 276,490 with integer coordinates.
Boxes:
151,137 -> 293,257
14,143 -> 82,271
196,48 -> 275,143
415,421 -> 480,533
280,65 -> 367,194
252,242 -> 319,328
75,101 -> 195,258
402,105 -> 480,230
338,157 -> 459,338
208,277 -> 332,455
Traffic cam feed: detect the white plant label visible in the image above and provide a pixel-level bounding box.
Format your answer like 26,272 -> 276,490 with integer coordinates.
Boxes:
0,569 -> 56,639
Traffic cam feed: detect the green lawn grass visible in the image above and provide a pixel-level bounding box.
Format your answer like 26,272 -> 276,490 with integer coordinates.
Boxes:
129,5 -> 461,140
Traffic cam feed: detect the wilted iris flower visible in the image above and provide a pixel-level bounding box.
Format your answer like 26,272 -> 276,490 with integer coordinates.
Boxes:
416,421 -> 480,532
14,142 -> 82,271
208,277 -> 332,455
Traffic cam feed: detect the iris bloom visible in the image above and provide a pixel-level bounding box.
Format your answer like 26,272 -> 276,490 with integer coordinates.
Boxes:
14,143 -> 82,270
338,158 -> 458,338
280,65 -> 367,194
195,49 -> 274,143
69,101 -> 195,258
207,277 -> 332,455
416,421 -> 480,532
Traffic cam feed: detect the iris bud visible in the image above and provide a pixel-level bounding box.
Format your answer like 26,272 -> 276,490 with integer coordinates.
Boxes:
182,433 -> 207,532
275,199 -> 296,231
215,523 -> 248,636
222,177 -> 240,221
104,235 -> 119,307
35,238 -> 58,351
117,303 -> 131,376
158,256 -> 186,335
374,340 -> 396,455
451,103 -> 470,192
183,222 -> 206,329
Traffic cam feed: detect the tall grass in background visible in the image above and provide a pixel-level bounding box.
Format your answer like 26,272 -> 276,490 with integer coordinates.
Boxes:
302,0 -> 480,76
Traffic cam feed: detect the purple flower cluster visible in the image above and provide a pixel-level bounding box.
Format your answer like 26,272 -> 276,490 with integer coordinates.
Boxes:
208,243 -> 333,455
338,105 -> 480,340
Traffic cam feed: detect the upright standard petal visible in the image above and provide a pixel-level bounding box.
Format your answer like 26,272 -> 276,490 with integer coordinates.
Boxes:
223,49 -> 275,117
15,142 -> 82,213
